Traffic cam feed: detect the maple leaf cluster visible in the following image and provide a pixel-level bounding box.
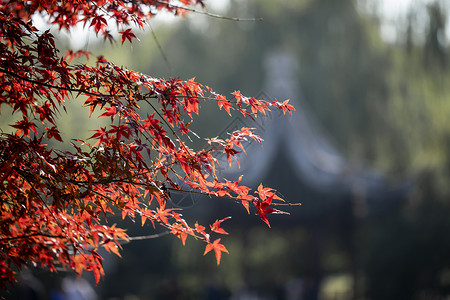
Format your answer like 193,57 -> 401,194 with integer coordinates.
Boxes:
0,0 -> 295,288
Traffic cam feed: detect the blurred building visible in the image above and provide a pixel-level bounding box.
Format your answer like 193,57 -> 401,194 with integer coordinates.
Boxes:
184,50 -> 412,300
213,50 -> 410,222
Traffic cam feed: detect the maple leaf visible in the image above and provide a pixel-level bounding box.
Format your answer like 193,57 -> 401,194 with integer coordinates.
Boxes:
179,121 -> 192,135
171,224 -> 188,246
217,95 -> 233,116
89,126 -> 109,146
239,193 -> 255,214
99,106 -> 117,119
204,238 -> 228,265
195,222 -> 206,235
272,99 -> 296,116
155,202 -> 174,225
120,28 -> 137,45
110,124 -> 131,139
210,217 -> 231,235
103,241 -> 122,257
257,183 -> 284,201
232,90 -> 242,102
224,145 -> 240,166
11,118 -> 38,137
45,126 -> 63,142
255,195 -> 289,228
90,15 -> 107,33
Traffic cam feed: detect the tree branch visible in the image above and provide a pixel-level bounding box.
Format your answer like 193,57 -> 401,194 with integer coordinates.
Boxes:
148,21 -> 173,76
125,231 -> 170,241
0,67 -> 109,98
0,233 -> 66,243
153,0 -> 263,22
69,176 -> 301,207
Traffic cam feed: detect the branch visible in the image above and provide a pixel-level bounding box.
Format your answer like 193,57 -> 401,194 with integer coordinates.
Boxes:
148,21 -> 173,75
68,177 -> 301,207
153,0 -> 263,22
125,231 -> 170,242
0,67 -> 109,98
143,98 -> 193,155
165,186 -> 300,207
0,233 -> 66,243
15,167 -> 70,235
0,67 -> 264,113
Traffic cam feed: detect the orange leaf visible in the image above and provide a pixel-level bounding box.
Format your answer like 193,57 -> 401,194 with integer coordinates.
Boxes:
99,106 -> 117,118
218,95 -> 233,116
104,241 -> 121,257
210,217 -> 231,235
203,238 -> 228,265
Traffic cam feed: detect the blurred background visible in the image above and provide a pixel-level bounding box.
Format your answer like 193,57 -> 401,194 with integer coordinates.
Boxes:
5,0 -> 450,299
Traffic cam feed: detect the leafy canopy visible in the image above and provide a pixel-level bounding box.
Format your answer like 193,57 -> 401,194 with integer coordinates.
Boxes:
0,0 -> 295,288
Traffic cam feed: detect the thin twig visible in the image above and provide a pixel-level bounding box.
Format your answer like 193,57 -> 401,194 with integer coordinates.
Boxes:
125,231 -> 170,241
0,233 -> 66,243
0,68 -> 265,107
148,21 -> 173,76
143,98 -> 193,156
68,176 -> 301,207
0,67 -> 108,98
154,0 -> 263,22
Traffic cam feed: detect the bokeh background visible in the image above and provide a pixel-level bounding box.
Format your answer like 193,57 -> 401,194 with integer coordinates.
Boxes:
4,0 -> 450,299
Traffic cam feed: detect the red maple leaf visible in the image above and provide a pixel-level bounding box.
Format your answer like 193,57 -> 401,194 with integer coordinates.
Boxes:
11,118 -> 38,137
99,106 -> 117,119
210,217 -> 231,235
120,28 -> 137,45
204,238 -> 229,265
218,95 -> 233,116
45,126 -> 63,142
224,145 -> 240,166
90,15 -> 107,32
255,195 -> 289,228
